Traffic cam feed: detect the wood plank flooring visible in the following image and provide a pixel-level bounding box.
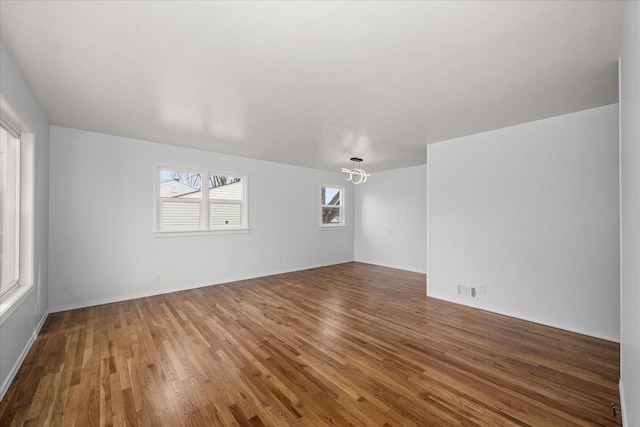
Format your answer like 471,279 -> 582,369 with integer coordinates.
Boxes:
0,262 -> 621,426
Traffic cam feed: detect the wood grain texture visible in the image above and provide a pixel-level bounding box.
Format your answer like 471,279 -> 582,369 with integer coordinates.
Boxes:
0,262 -> 621,426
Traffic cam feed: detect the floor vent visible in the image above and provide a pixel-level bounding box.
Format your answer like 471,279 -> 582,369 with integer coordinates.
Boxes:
457,284 -> 478,299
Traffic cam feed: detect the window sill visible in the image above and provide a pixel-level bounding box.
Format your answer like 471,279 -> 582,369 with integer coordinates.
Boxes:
0,284 -> 34,326
320,226 -> 346,231
154,228 -> 251,238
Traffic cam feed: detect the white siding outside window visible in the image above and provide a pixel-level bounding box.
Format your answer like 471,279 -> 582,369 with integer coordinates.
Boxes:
160,200 -> 201,229
211,203 -> 241,227
209,178 -> 243,228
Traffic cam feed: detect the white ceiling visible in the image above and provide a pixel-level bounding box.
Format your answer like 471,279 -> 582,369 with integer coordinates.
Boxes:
0,1 -> 624,172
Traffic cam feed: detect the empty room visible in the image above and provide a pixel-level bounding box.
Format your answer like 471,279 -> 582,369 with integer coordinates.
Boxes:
0,1 -> 638,426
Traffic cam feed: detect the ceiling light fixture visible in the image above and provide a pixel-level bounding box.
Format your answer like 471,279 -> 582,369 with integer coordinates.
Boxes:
341,157 -> 371,184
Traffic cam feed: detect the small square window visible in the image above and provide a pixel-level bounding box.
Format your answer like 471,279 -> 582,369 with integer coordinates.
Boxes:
321,184 -> 345,228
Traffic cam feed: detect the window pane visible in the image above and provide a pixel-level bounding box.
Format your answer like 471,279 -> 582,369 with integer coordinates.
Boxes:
322,207 -> 341,224
160,169 -> 202,199
0,126 -> 19,294
161,201 -> 200,229
211,203 -> 241,227
209,175 -> 242,200
322,186 -> 341,206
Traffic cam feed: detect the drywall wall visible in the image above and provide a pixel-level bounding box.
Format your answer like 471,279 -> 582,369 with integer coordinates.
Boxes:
354,165 -> 426,273
426,104 -> 620,341
619,1 -> 640,425
0,42 -> 50,400
48,126 -> 354,311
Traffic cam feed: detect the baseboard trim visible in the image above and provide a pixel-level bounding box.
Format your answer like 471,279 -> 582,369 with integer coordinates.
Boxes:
0,310 -> 48,402
619,378 -> 628,426
428,292 -> 620,343
353,259 -> 427,275
49,260 -> 354,313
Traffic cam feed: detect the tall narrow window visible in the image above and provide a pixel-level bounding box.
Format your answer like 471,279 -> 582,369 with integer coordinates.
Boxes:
320,184 -> 345,228
0,96 -> 35,324
156,166 -> 248,234
0,124 -> 20,296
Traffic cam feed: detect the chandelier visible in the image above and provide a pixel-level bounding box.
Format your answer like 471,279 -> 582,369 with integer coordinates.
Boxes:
341,157 -> 371,184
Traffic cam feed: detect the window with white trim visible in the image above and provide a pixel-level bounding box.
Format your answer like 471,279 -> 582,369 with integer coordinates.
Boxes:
0,95 -> 35,325
0,124 -> 20,296
156,167 -> 248,234
320,184 -> 345,228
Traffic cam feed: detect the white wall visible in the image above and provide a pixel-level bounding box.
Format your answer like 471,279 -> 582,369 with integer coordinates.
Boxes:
0,43 -> 50,399
354,165 -> 426,273
48,126 -> 354,311
427,104 -> 620,341
619,1 -> 640,425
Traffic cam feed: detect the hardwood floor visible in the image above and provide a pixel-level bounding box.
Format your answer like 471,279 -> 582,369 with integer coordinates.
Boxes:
0,262 -> 621,426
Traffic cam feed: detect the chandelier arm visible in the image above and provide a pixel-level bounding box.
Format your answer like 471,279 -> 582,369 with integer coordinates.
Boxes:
340,160 -> 370,184
341,168 -> 353,181
352,169 -> 365,184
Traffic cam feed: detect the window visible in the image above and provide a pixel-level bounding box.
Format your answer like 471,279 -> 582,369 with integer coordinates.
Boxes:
1,124 -> 20,296
156,166 -> 248,234
0,94 -> 35,325
320,184 -> 345,228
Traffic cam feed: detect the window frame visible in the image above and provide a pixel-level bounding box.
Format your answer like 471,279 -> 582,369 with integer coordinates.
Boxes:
0,124 -> 20,297
320,183 -> 346,229
0,95 -> 35,325
154,164 -> 249,237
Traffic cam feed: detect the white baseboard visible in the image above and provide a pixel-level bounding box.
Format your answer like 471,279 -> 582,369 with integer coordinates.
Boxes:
353,259 -> 427,274
0,310 -> 49,402
427,292 -> 620,343
49,260 -> 354,313
619,378 -> 628,426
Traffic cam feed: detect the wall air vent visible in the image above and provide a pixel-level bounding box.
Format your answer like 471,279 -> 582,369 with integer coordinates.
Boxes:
457,284 -> 478,299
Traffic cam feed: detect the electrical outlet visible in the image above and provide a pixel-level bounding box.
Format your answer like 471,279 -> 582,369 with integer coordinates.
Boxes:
154,273 -> 160,281
479,285 -> 486,294
276,258 -> 281,265
457,284 -> 478,299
